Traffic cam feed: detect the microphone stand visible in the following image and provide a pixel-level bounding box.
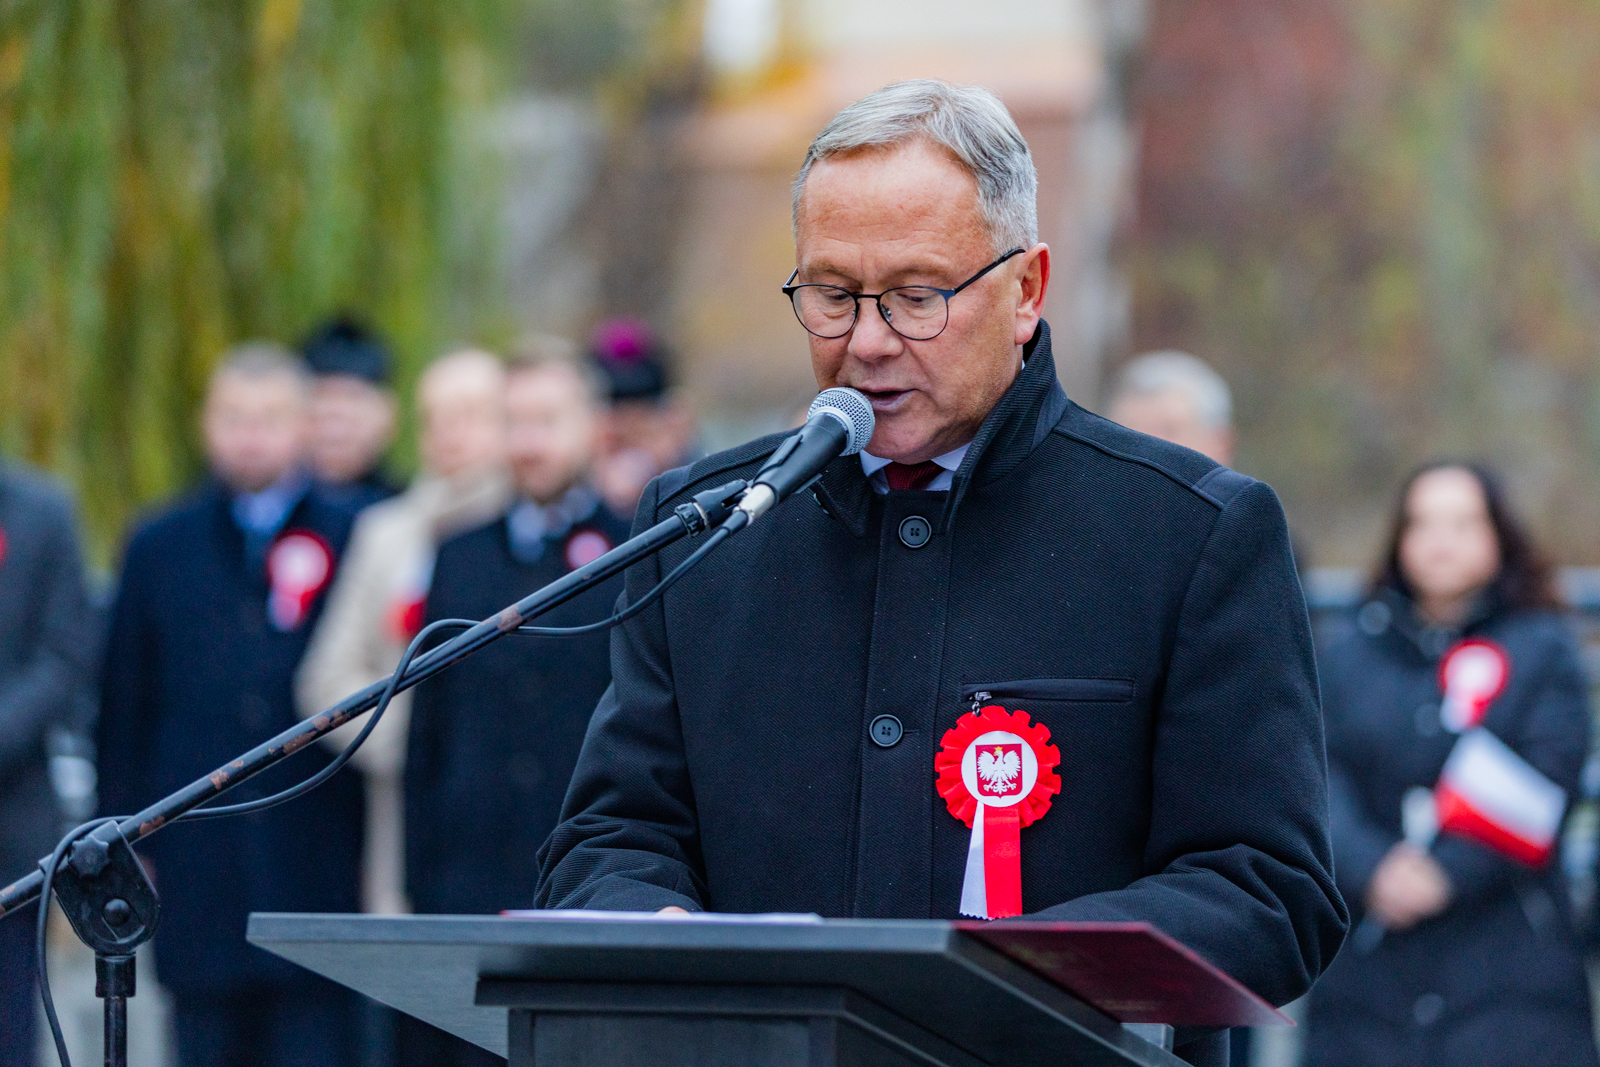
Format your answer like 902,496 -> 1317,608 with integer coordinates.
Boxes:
0,478 -> 749,1067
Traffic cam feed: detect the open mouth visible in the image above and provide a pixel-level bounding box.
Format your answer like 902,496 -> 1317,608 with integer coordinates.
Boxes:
856,388 -> 913,412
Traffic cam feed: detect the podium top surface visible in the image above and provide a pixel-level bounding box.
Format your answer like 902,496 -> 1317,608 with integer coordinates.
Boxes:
248,913 -> 1187,1066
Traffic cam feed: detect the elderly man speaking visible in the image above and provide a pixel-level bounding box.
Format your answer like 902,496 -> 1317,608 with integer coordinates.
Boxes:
537,81 -> 1346,1066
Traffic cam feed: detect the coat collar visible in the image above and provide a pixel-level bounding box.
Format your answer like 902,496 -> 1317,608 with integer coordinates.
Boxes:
812,320 -> 1069,536
1367,586 -> 1499,661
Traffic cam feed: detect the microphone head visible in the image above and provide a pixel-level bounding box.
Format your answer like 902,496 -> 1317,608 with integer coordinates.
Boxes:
808,387 -> 875,456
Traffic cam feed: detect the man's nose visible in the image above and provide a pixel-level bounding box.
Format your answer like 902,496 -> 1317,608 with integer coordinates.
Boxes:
846,299 -> 904,363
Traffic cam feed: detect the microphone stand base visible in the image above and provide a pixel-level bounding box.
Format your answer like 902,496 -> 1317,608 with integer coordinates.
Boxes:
50,826 -> 159,1067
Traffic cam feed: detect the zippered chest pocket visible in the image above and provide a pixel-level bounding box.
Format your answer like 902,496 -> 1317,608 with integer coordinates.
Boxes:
962,678 -> 1135,712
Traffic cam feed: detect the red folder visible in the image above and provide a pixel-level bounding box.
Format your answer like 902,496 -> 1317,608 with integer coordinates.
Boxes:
954,921 -> 1291,1027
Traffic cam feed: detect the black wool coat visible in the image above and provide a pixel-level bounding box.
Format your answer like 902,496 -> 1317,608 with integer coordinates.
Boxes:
97,481 -> 364,997
0,462 -> 92,877
535,324 -> 1347,1067
1306,593 -> 1598,1067
406,503 -> 631,915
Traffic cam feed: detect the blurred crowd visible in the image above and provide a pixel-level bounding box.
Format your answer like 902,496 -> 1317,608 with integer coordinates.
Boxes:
1,321 -> 1598,1067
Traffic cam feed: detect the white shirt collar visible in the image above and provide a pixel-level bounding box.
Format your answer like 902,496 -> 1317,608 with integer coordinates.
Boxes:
859,443 -> 970,494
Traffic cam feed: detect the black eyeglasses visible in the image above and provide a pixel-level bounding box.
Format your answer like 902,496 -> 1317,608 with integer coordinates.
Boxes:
782,247 -> 1026,341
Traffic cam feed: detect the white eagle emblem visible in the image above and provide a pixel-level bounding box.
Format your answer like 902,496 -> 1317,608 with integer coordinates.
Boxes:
977,747 -> 1021,794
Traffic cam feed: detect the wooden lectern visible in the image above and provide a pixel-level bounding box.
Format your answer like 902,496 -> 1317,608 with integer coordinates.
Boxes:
248,913 -> 1222,1066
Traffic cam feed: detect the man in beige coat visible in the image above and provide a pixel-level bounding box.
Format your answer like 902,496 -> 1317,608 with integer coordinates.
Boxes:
296,348 -> 510,914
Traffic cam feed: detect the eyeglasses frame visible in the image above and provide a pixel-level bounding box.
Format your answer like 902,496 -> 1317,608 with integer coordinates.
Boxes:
781,246 -> 1028,341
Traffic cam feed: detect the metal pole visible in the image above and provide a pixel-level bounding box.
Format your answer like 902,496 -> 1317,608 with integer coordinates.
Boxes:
0,483 -> 744,919
95,954 -> 135,1067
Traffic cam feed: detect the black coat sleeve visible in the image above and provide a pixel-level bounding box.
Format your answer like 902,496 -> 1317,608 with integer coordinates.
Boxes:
1032,480 -> 1349,1008
0,491 -> 91,775
1319,646 -> 1403,906
1430,619 -> 1589,908
96,532 -> 159,819
535,476 -> 707,912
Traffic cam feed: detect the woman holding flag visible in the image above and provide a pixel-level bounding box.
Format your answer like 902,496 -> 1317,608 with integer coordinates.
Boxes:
1306,462 -> 1598,1066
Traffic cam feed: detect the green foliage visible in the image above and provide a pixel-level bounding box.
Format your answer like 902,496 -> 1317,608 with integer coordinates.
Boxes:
0,0 -> 611,563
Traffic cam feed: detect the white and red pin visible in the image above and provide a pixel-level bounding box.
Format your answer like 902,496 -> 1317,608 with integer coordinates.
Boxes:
936,705 -> 1060,919
266,530 -> 333,632
386,550 -> 436,643
564,529 -> 612,571
1439,638 -> 1510,732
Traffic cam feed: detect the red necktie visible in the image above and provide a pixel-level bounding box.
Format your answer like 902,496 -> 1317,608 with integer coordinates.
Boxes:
884,460 -> 943,491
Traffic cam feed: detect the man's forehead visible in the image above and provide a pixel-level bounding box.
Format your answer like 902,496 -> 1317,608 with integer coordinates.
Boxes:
798,143 -> 982,229
1113,388 -> 1203,424
508,364 -> 590,406
795,143 -> 990,278
210,369 -> 307,405
422,362 -> 504,407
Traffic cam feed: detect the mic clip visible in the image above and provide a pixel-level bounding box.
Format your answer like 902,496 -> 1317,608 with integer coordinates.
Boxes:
673,479 -> 750,535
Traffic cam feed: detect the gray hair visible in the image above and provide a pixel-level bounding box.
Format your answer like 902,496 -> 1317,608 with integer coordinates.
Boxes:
793,80 -> 1038,255
211,340 -> 311,395
1111,351 -> 1233,430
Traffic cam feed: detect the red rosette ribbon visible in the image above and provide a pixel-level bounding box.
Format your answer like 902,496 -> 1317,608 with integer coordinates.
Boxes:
1438,638 -> 1510,732
935,705 -> 1061,919
266,530 -> 333,632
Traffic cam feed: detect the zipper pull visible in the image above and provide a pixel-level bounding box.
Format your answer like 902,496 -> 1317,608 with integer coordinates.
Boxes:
970,691 -> 991,714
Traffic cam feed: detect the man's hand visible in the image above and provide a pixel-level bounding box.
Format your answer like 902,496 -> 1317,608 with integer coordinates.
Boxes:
657,906 -> 689,915
1366,842 -> 1452,929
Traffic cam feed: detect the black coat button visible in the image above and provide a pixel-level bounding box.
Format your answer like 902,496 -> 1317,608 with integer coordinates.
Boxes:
898,516 -> 931,549
869,714 -> 903,747
1412,992 -> 1445,1027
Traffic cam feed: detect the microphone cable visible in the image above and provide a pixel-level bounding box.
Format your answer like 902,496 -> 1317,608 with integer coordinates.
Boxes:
32,519 -> 739,1067
36,816 -> 124,1067
183,518 -> 737,819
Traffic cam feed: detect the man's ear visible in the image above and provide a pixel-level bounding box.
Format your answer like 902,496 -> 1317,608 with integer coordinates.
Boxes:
1013,244 -> 1051,347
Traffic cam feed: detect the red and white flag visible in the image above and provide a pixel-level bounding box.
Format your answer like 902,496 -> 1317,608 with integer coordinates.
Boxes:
1435,727 -> 1567,867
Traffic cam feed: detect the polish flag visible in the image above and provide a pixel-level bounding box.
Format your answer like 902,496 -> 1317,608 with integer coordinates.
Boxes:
1434,727 -> 1567,867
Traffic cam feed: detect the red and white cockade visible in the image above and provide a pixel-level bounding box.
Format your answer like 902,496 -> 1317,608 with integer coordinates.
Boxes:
564,529 -> 613,571
936,705 -> 1061,920
266,530 -> 333,632
1438,637 -> 1510,732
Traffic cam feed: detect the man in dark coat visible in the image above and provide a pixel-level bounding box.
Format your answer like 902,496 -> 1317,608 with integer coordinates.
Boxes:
537,80 -> 1347,1067
97,343 -> 364,1067
401,348 -> 628,1067
0,461 -> 92,1067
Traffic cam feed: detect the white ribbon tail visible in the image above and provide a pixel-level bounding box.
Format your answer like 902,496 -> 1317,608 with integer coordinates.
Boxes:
959,802 -> 988,919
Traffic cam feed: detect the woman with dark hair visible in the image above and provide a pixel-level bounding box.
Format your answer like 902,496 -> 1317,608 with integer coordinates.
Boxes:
1306,461 -> 1597,1066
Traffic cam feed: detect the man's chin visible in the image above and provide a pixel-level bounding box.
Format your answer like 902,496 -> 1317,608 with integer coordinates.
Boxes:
864,427 -> 943,464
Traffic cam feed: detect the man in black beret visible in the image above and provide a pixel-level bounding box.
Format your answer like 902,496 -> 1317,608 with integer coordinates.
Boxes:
588,318 -> 698,519
301,315 -> 400,509
537,80 -> 1346,1067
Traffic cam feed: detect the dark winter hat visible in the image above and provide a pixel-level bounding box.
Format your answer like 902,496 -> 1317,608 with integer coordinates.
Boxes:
300,315 -> 393,386
589,318 -> 670,402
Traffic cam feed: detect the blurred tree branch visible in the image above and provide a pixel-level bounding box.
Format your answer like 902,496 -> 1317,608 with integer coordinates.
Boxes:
1128,0 -> 1600,562
0,0 -> 686,565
